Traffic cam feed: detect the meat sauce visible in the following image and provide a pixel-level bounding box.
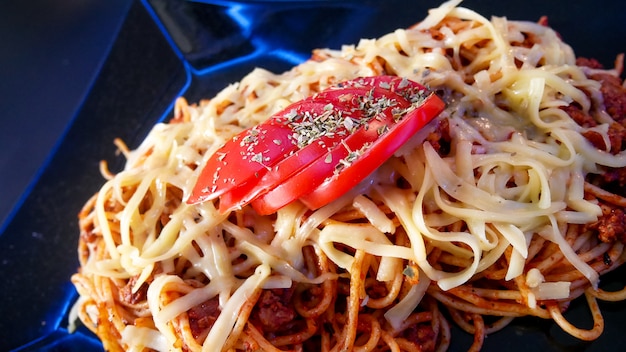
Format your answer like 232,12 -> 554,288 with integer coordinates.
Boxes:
575,58 -> 626,243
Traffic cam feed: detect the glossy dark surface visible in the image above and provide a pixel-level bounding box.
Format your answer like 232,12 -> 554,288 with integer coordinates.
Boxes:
1,0 -> 625,350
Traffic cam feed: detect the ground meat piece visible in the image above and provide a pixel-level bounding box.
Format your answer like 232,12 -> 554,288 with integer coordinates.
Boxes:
582,122 -> 626,154
600,166 -> 626,189
562,104 -> 597,128
576,57 -> 626,126
401,323 -> 436,352
426,118 -> 451,156
366,281 -> 389,299
188,297 -> 221,339
607,122 -> 626,153
562,92 -> 626,154
594,73 -> 626,125
587,165 -> 626,201
79,225 -> 99,245
253,288 -> 297,333
581,130 -> 606,150
576,57 -> 605,69
512,31 -> 542,50
119,276 -> 149,305
585,203 -> 626,243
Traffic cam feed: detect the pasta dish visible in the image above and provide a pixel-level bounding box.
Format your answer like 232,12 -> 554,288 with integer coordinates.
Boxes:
70,1 -> 626,351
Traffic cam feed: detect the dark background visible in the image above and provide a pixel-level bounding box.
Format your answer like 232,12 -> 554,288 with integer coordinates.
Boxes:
1,0 -> 624,350
0,0 -> 134,229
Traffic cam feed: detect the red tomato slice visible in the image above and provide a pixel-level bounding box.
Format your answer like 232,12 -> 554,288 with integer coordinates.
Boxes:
188,75 -> 445,215
249,87 -> 416,215
189,99 -> 349,204
187,122 -> 295,204
219,86 -> 403,212
299,92 -> 445,210
217,98 -> 360,212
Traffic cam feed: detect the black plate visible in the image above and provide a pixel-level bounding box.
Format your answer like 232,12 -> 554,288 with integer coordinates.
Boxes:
1,0 -> 625,350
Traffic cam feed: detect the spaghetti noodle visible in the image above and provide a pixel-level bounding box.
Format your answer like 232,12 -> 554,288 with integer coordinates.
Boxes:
70,0 -> 626,351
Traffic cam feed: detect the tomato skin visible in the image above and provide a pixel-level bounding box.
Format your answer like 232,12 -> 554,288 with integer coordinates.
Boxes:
299,92 -> 446,210
250,87 -> 417,215
215,97 -> 362,212
187,122 -> 294,204
189,99 -> 349,205
221,86 -> 407,213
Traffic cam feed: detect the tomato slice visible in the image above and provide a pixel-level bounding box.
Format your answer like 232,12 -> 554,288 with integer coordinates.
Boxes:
187,122 -> 294,204
299,92 -> 446,210
217,98 -> 360,212
189,98 -> 354,205
249,87 -> 416,215
188,75 -> 445,215
219,86 -> 404,213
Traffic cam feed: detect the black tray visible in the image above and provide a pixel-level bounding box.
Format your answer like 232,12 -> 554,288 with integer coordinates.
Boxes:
1,0 -> 625,350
